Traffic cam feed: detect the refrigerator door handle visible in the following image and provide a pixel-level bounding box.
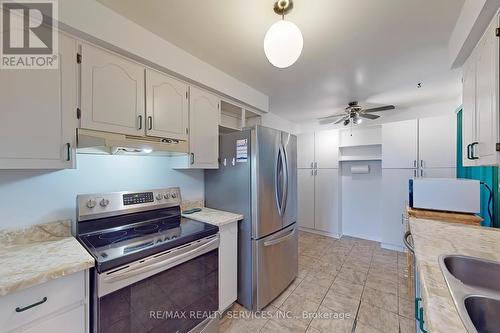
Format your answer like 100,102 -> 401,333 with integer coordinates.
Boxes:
280,144 -> 289,216
263,227 -> 295,247
274,145 -> 283,216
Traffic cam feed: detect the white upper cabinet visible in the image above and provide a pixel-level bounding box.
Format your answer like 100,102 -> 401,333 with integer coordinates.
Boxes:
315,130 -> 339,168
419,115 -> 456,168
297,132 -> 315,168
189,87 -> 220,168
382,119 -> 418,168
475,18 -> 498,164
145,69 -> 189,140
462,54 -> 477,167
80,43 -> 145,136
0,33 -> 76,169
462,13 -> 500,166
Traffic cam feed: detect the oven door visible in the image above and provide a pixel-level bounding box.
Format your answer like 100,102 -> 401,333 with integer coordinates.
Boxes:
95,235 -> 219,333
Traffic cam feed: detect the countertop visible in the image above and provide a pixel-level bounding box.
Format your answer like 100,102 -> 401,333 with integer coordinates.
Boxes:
182,207 -> 243,227
0,220 -> 94,297
409,217 -> 500,333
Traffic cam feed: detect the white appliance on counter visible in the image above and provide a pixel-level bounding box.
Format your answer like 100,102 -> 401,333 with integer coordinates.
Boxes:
409,178 -> 480,213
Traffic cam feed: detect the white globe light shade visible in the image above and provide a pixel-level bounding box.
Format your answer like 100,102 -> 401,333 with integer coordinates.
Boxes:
264,20 -> 303,68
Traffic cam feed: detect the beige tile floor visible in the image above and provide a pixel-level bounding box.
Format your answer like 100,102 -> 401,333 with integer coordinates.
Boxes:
220,231 -> 416,333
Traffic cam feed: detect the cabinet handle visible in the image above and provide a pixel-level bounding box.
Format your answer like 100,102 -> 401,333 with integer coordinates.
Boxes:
310,162 -> 313,168
314,162 -> 317,168
419,307 -> 428,333
148,116 -> 153,130
420,160 -> 424,168
137,115 -> 143,130
314,170 -> 318,176
414,169 -> 417,177
65,143 -> 71,161
15,297 -> 47,313
190,153 -> 195,165
413,160 -> 417,168
420,169 -> 423,177
466,144 -> 472,160
311,169 -> 314,176
415,297 -> 422,321
471,142 -> 479,160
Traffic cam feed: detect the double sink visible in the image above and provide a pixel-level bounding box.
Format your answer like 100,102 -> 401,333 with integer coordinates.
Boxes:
440,255 -> 500,333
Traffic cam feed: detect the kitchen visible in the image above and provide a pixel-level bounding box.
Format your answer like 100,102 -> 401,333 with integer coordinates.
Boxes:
0,1 -> 499,333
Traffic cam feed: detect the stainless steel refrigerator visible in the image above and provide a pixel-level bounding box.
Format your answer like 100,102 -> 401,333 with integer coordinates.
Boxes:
205,125 -> 298,311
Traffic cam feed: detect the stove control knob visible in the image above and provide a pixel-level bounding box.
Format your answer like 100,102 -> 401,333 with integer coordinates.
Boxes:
100,199 -> 110,207
171,192 -> 177,199
86,199 -> 97,209
164,193 -> 170,200
156,193 -> 163,201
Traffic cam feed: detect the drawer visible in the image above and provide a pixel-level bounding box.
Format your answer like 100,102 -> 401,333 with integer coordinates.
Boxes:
17,303 -> 86,333
0,271 -> 86,333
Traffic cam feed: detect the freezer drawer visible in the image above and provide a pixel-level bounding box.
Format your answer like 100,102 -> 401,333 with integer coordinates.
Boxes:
254,223 -> 298,310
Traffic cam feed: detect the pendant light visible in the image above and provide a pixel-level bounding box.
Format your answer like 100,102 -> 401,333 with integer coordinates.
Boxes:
264,0 -> 303,68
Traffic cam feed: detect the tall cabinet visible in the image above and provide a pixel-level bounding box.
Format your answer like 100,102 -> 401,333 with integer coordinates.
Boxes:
381,115 -> 456,249
297,130 -> 341,237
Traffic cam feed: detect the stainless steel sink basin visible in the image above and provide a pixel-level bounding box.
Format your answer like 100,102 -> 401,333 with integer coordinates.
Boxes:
464,296 -> 500,333
439,255 -> 500,333
443,255 -> 500,292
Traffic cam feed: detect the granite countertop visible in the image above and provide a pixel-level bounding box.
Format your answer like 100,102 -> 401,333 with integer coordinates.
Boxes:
409,218 -> 500,333
182,207 -> 243,227
0,220 -> 94,297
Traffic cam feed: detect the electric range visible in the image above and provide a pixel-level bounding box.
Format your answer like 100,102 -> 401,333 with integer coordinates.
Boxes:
75,187 -> 219,333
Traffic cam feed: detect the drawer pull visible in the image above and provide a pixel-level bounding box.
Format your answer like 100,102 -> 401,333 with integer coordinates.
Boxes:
15,297 -> 47,313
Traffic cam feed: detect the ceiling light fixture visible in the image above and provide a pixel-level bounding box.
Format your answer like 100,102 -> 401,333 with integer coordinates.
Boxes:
264,0 -> 303,68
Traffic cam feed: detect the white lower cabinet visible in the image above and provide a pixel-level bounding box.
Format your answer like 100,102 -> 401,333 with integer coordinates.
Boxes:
297,168 -> 340,237
218,222 -> 238,311
0,271 -> 88,333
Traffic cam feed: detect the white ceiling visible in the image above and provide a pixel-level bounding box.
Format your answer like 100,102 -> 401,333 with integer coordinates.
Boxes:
96,0 -> 465,123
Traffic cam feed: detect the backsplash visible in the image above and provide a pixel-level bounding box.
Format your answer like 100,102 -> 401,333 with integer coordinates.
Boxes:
0,154 -> 204,229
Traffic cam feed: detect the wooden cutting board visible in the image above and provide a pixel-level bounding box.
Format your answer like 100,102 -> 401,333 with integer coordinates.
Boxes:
407,207 -> 483,226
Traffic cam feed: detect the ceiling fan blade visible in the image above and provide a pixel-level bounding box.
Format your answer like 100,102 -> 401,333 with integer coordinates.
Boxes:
334,116 -> 349,124
359,113 -> 380,120
363,105 -> 395,113
319,113 -> 346,120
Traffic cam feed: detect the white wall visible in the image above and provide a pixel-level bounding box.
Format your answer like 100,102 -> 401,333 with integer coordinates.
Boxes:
341,161 -> 383,242
58,0 -> 269,112
0,154 -> 204,230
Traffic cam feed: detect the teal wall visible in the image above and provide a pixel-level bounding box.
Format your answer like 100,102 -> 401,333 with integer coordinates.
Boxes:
456,109 -> 499,227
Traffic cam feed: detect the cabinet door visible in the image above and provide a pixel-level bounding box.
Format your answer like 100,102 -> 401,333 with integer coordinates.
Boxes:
81,43 -> 145,136
314,169 -> 340,236
189,87 -> 220,168
145,69 -> 189,140
315,130 -> 339,168
0,33 -> 76,169
475,20 -> 499,165
419,115 -> 456,168
297,169 -> 315,229
462,57 -> 477,167
381,169 -> 414,249
420,168 -> 456,179
297,132 -> 315,168
382,119 -> 418,168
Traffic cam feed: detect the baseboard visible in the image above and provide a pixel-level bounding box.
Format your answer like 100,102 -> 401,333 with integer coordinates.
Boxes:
381,243 -> 405,252
341,231 -> 381,243
298,227 -> 341,239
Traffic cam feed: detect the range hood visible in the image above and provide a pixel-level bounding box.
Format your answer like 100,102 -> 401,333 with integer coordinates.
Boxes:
77,129 -> 188,156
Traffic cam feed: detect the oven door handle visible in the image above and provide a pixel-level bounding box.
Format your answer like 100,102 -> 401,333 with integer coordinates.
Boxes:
103,237 -> 218,283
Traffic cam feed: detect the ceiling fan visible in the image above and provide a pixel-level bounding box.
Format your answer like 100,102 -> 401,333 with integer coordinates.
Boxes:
320,101 -> 395,126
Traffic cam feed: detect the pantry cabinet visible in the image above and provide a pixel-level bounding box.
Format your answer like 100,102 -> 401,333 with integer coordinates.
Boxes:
298,169 -> 315,229
0,33 -> 77,169
419,115 -> 456,168
382,119 -> 418,169
297,130 -> 339,169
462,13 -> 500,166
188,87 -> 220,169
80,43 -> 145,136
145,69 -> 189,141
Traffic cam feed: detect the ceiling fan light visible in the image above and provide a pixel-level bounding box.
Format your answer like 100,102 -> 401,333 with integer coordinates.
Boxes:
354,117 -> 363,125
264,20 -> 303,68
